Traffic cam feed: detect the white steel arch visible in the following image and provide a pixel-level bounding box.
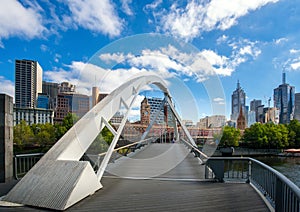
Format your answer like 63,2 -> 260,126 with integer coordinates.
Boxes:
5,73 -> 193,210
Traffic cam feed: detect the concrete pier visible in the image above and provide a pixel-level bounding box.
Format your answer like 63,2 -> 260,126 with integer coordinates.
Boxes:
0,94 -> 14,183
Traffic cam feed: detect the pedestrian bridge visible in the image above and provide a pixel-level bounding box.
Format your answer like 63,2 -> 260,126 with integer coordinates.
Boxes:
1,74 -> 300,211
1,142 -> 270,211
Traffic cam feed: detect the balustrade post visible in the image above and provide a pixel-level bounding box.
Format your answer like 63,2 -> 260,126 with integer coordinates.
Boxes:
275,177 -> 283,211
246,160 -> 251,183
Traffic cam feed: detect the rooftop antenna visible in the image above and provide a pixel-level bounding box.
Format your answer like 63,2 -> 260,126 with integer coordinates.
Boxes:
237,80 -> 240,89
282,66 -> 286,84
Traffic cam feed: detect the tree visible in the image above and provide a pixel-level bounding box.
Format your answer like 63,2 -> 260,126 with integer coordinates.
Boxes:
55,113 -> 79,140
265,123 -> 288,148
62,113 -> 79,131
220,126 -> 240,147
13,120 -> 34,148
243,123 -> 268,148
287,120 -> 300,148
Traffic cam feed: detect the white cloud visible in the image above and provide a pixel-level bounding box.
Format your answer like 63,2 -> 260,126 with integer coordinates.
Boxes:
121,0 -> 133,16
275,37 -> 288,45
98,43 -> 260,82
0,76 -> 14,98
66,0 -> 123,37
44,61 -> 153,96
54,53 -> 62,63
213,97 -> 224,102
290,49 -> 300,54
144,0 -> 163,10
0,0 -> 46,45
216,35 -> 229,44
99,52 -> 131,64
291,61 -> 300,70
155,0 -> 278,41
40,44 -> 48,52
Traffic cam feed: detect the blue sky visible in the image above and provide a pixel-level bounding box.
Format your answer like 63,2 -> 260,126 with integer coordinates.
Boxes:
1,0 -> 300,122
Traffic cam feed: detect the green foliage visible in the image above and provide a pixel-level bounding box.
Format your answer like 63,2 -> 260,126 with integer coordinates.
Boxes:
13,120 -> 34,148
242,121 -> 294,149
13,113 -> 80,153
62,113 -> 79,131
13,113 -> 116,153
286,120 -> 300,148
220,126 -> 241,147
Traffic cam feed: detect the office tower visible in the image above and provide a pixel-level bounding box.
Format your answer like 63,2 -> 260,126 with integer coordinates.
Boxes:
273,71 -> 295,124
37,93 -> 50,109
146,97 -> 173,125
0,94 -> 13,182
42,81 -> 59,109
294,93 -> 300,121
231,80 -> 246,122
54,93 -> 90,123
250,99 -> 262,122
15,59 -> 42,108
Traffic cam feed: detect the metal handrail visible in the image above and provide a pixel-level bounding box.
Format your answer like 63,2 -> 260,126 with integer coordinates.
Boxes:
14,153 -> 44,180
205,157 -> 300,211
181,138 -> 208,161
250,158 -> 300,211
97,137 -> 155,157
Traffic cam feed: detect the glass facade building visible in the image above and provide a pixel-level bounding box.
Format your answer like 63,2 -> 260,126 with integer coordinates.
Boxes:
273,72 -> 295,124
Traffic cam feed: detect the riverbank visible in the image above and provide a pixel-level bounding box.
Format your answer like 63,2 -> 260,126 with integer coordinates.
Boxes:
212,147 -> 282,157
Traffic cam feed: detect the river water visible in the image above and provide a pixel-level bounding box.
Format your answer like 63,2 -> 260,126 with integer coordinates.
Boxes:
254,156 -> 300,188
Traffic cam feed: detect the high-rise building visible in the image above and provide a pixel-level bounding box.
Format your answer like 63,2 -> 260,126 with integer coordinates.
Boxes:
37,93 -> 50,109
54,93 -> 90,123
250,99 -> 262,122
247,111 -> 256,127
146,97 -> 174,125
42,81 -> 59,109
294,93 -> 300,121
15,59 -> 42,108
273,72 -> 295,124
231,81 -> 246,122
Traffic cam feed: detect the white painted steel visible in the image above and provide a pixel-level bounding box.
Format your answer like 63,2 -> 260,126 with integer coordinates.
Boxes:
4,73 -> 204,210
96,91 -> 140,180
4,74 -> 170,210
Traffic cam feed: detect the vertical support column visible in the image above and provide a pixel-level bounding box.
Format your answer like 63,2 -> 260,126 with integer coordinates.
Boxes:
275,177 -> 283,212
0,94 -> 14,182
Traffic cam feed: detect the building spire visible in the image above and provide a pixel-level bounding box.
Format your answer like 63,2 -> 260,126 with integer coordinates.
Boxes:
282,68 -> 286,84
237,80 -> 240,89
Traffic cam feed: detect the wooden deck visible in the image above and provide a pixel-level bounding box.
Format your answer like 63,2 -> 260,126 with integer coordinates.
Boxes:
0,143 -> 269,211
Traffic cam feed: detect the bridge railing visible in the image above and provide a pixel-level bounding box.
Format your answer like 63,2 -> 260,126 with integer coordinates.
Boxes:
14,153 -> 44,180
13,137 -> 156,179
205,157 -> 300,211
84,137 -> 156,172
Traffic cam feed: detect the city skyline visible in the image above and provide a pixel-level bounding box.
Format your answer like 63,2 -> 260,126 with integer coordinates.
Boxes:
1,1 -> 300,122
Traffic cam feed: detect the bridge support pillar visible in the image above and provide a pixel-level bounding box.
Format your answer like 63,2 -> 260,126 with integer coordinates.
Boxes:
0,94 -> 13,183
4,160 -> 102,210
206,159 -> 224,182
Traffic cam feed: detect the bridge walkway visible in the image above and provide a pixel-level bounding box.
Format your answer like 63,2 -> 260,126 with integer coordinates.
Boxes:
0,143 -> 269,211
